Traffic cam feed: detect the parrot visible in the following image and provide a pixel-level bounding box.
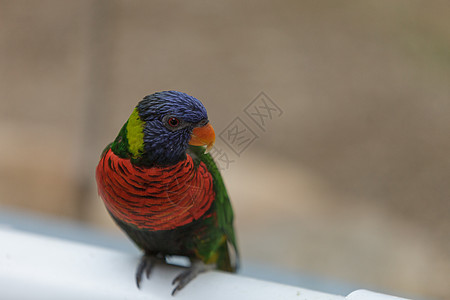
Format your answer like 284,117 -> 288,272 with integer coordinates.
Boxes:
95,91 -> 239,295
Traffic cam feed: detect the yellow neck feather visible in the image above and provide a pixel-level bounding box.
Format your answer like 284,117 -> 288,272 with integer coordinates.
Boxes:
126,108 -> 145,159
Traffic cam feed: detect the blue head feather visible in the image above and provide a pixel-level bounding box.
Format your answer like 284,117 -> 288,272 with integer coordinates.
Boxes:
136,91 -> 208,166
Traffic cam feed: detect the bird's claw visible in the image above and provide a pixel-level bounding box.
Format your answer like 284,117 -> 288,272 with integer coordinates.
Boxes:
171,261 -> 214,296
136,254 -> 159,288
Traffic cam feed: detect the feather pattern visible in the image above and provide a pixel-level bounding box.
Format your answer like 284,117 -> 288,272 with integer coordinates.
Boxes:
96,148 -> 215,231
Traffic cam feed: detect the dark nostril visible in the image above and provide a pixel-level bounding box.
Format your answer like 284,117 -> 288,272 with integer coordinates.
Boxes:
198,119 -> 208,127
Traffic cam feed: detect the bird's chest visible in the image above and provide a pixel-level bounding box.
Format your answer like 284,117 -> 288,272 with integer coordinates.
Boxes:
96,149 -> 215,231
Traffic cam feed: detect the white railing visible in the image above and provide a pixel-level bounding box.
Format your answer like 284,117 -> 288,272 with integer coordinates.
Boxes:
0,228 -> 411,300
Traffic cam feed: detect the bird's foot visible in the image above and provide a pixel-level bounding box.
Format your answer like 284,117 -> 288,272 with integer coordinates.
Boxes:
171,260 -> 215,296
136,254 -> 163,289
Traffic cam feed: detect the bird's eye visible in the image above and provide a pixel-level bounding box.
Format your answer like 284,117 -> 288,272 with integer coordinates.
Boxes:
162,115 -> 187,131
167,117 -> 180,128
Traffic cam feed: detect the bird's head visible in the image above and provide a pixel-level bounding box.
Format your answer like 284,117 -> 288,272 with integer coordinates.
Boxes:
110,91 -> 215,166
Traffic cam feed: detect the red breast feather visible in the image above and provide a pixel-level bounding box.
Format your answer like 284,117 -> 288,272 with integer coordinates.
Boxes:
96,149 -> 215,231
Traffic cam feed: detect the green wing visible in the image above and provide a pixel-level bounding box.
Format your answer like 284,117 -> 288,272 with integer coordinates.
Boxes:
188,145 -> 240,271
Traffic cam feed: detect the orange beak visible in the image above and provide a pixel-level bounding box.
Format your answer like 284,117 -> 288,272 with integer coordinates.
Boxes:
189,123 -> 215,153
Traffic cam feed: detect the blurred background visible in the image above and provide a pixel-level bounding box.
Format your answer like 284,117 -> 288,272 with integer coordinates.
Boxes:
1,1 -> 449,299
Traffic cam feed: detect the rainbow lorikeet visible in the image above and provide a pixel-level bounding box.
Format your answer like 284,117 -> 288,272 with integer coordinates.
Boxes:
96,91 -> 239,295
